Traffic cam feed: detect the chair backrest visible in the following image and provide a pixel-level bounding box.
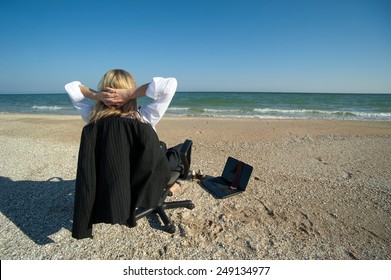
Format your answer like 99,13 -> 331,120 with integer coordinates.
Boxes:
72,116 -> 170,239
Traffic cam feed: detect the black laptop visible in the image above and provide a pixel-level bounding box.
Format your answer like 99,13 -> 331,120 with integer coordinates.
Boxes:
202,157 -> 253,199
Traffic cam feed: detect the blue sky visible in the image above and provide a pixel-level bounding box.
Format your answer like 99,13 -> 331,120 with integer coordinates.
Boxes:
0,0 -> 390,93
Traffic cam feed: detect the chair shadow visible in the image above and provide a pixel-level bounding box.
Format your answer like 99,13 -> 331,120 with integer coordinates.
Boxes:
0,176 -> 75,245
146,213 -> 167,231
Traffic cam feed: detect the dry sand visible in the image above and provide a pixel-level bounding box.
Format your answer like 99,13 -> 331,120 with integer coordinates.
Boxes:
0,114 -> 390,260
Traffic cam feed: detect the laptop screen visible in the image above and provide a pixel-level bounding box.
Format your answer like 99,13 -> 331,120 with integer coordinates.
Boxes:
221,157 -> 253,191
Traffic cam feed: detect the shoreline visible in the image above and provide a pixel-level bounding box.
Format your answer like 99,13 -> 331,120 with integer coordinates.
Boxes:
0,114 -> 390,259
2,111 -> 391,121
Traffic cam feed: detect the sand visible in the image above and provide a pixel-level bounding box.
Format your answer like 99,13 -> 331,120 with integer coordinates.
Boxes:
0,114 -> 390,260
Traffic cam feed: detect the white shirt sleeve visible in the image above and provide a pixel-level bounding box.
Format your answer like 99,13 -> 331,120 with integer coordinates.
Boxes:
139,77 -> 177,128
64,81 -> 94,122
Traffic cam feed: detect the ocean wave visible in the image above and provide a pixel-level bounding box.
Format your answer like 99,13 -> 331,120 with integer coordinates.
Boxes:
167,106 -> 391,120
32,106 -> 65,111
167,107 -> 190,111
254,108 -> 391,119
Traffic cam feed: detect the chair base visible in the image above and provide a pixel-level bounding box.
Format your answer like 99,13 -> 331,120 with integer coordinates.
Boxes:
135,198 -> 195,233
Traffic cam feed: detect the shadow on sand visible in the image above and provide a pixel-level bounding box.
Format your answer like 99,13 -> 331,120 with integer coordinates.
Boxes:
0,176 -> 75,245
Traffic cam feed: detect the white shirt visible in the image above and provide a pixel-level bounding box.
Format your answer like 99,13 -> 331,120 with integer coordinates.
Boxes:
64,77 -> 177,128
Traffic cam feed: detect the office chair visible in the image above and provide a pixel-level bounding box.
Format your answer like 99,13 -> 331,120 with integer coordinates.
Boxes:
135,139 -> 195,233
72,117 -> 195,239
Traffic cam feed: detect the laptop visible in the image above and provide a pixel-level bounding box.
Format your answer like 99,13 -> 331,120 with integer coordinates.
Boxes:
202,157 -> 253,199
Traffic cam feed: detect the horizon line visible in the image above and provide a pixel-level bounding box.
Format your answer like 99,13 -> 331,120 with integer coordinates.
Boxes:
1,91 -> 391,95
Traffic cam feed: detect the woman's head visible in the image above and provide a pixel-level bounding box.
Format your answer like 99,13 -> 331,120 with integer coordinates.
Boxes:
98,69 -> 136,92
90,69 -> 140,123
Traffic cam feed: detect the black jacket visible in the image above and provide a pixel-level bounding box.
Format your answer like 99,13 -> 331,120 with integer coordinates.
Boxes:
72,117 -> 170,239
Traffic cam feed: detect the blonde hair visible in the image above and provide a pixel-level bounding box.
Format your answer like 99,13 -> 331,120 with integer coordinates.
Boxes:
89,69 -> 141,123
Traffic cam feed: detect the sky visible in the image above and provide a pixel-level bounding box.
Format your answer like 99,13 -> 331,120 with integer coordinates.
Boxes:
0,0 -> 390,93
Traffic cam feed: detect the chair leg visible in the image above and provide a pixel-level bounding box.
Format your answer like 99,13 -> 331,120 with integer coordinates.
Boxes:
155,207 -> 175,233
162,200 -> 195,210
157,201 -> 195,233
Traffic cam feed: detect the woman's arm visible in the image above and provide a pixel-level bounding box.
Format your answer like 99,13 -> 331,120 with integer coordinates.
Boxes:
139,77 -> 177,127
64,81 -> 96,122
79,85 -> 104,101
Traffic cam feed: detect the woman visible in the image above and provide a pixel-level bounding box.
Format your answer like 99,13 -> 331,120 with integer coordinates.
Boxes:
65,69 -> 185,172
65,69 -> 177,128
68,70 -> 184,238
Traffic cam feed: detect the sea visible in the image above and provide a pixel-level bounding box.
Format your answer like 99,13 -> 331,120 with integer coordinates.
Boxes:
0,92 -> 390,121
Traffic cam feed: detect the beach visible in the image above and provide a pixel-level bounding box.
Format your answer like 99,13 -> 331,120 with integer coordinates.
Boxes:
0,114 -> 390,260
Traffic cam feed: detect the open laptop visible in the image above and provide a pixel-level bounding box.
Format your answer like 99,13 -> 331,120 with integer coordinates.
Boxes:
202,157 -> 253,199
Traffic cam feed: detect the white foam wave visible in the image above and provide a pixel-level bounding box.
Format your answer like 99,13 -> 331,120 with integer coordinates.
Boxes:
254,108 -> 391,118
167,107 -> 189,111
32,106 -> 64,111
166,106 -> 391,120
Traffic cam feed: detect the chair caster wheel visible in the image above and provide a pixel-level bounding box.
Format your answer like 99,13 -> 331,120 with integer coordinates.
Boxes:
165,224 -> 176,234
187,203 -> 195,210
